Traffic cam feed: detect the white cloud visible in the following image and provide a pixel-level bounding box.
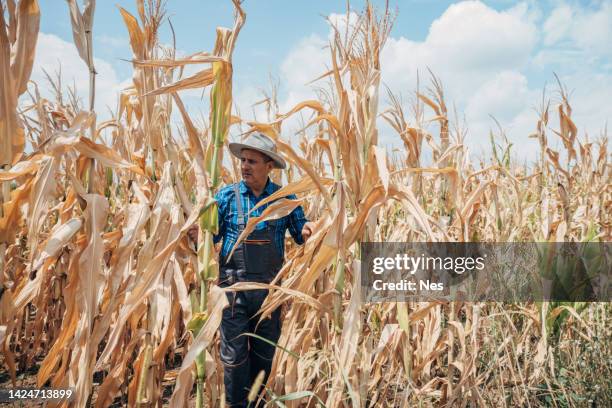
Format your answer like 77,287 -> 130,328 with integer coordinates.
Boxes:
232,84 -> 270,123
29,33 -> 131,117
381,1 -> 538,100
543,1 -> 612,57
228,33 -> 328,136
279,34 -> 328,99
543,4 -> 572,46
466,71 -> 533,123
273,34 -> 329,133
535,1 -> 612,152
326,12 -> 360,42
464,71 -> 540,156
428,1 -> 536,70
465,71 -> 541,158
96,34 -> 128,49
244,0 -> 610,161
266,1 -> 544,156
380,1 -> 542,157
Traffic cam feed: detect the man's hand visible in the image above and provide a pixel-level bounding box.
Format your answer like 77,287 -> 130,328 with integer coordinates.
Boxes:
187,224 -> 199,247
301,222 -> 315,242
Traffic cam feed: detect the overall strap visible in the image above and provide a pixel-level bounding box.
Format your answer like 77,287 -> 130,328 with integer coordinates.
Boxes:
232,183 -> 251,276
232,182 -> 246,229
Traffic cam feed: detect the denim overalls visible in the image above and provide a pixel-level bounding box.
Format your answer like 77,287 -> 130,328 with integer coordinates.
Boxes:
219,183 -> 283,407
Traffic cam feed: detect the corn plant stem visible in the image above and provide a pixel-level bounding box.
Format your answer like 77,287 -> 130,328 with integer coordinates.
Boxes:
136,332 -> 153,406
332,227 -> 346,331
447,302 -> 456,399
1,164 -> 9,218
0,242 -> 5,291
333,253 -> 345,331
194,229 -> 211,408
194,60 -> 228,408
193,268 -> 206,407
195,381 -> 204,408
139,62 -> 155,181
193,151 -> 219,408
0,161 -> 7,289
85,28 -> 96,194
1,165 -> 8,279
199,230 -> 213,307
405,320 -> 412,380
195,230 -> 220,395
210,141 -> 222,190
0,164 -> 11,282
332,139 -> 345,330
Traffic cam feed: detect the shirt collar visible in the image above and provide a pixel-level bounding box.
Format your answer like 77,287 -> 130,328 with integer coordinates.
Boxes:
239,178 -> 275,196
239,180 -> 248,194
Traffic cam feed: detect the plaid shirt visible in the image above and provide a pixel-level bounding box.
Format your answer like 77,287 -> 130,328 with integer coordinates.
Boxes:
213,178 -> 308,260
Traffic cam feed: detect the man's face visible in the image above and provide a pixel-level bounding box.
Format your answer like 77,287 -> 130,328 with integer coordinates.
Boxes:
240,149 -> 274,188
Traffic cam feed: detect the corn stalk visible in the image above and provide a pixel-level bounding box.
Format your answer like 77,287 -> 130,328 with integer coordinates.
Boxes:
195,2 -> 244,407
0,0 -> 40,296
66,0 -> 97,192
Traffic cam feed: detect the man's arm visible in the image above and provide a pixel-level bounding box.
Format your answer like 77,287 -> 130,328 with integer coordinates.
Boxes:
287,194 -> 315,244
212,190 -> 227,244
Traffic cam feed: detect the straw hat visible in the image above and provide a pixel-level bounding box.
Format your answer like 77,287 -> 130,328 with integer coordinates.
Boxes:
228,133 -> 286,169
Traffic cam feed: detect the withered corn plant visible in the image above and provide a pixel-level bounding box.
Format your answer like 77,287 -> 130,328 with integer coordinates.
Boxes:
0,1 -> 610,407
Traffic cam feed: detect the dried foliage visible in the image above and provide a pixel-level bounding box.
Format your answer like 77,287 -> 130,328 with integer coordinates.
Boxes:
0,1 -> 610,407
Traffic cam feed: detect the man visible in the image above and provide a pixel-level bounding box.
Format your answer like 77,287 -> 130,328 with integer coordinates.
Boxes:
211,133 -> 314,407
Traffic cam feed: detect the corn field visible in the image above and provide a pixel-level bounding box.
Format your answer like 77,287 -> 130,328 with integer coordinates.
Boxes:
0,1 -> 610,407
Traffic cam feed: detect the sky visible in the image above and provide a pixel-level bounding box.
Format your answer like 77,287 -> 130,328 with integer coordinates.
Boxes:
30,0 -> 612,163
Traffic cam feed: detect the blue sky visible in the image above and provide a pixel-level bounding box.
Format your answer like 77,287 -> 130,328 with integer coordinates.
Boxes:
32,0 -> 611,161
39,1 -> 470,77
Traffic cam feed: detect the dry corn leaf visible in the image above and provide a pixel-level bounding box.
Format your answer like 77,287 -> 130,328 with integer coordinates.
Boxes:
130,53 -> 225,68
74,136 -> 145,175
11,0 -> 40,95
273,100 -> 326,124
145,68 -> 214,97
119,7 -> 145,59
226,198 -> 304,262
96,183 -> 205,369
78,194 -> 108,328
0,156 -> 41,181
0,0 -> 40,166
306,113 -> 341,133
26,156 -> 58,260
276,138 -> 333,210
244,121 -> 279,139
31,218 -> 82,272
0,179 -> 32,242
249,176 -> 334,215
326,260 -> 362,407
172,92 -> 205,159
94,329 -> 146,408
66,0 -> 95,68
225,282 -> 330,316
373,146 -> 390,193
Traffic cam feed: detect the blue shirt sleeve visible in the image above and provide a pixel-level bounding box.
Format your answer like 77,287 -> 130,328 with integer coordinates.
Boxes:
213,190 -> 227,244
287,193 -> 308,245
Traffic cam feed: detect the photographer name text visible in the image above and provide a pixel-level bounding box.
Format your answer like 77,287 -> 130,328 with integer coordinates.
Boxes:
370,253 -> 487,292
